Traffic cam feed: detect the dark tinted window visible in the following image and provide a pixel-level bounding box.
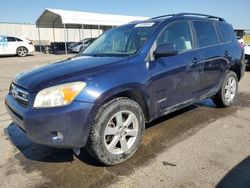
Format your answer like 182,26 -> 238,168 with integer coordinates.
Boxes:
217,23 -> 232,43
193,21 -> 219,47
157,21 -> 193,52
7,37 -> 16,42
15,37 -> 23,42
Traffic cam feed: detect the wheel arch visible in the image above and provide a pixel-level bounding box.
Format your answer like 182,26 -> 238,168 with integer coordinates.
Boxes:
93,88 -> 151,122
228,64 -> 241,81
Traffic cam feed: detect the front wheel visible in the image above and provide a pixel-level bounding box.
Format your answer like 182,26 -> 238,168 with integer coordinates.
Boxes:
87,97 -> 145,165
213,70 -> 238,107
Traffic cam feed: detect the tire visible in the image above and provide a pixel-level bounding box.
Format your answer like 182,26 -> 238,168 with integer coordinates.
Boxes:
212,70 -> 238,107
246,56 -> 250,71
246,63 -> 250,71
87,97 -> 145,165
17,47 -> 28,57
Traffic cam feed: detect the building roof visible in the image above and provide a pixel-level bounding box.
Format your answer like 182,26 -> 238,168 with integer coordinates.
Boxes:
36,8 -> 149,28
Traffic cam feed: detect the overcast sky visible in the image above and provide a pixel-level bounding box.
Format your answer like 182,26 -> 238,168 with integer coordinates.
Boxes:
0,0 -> 249,29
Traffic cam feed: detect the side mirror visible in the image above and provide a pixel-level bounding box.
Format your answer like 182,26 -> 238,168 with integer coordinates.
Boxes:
153,43 -> 177,58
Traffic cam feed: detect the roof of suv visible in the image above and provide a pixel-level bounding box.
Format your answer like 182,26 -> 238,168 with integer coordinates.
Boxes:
148,13 -> 226,22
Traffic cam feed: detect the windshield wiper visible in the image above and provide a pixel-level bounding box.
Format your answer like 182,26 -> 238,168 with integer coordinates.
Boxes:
82,53 -> 130,57
81,53 -> 106,57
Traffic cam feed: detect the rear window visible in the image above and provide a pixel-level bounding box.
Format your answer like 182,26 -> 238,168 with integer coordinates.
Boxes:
7,37 -> 16,42
15,37 -> 23,42
193,21 -> 219,48
216,23 -> 232,43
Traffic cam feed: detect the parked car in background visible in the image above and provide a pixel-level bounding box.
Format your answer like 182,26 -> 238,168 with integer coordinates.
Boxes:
5,13 -> 245,165
245,44 -> 250,70
0,35 -> 34,57
70,38 -> 96,53
237,36 -> 245,45
68,40 -> 84,49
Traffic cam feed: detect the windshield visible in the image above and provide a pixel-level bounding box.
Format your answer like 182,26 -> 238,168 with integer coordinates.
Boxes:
82,22 -> 157,56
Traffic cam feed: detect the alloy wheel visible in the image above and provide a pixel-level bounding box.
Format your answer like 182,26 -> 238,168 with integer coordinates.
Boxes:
18,48 -> 27,57
104,110 -> 139,155
224,76 -> 237,102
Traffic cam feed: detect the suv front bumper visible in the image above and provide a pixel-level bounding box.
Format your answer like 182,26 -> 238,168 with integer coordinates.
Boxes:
5,94 -> 94,148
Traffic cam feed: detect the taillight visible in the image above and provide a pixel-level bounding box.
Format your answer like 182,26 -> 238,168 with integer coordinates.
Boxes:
26,38 -> 33,45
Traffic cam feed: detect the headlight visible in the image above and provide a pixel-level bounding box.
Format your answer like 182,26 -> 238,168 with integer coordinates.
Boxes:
34,82 -> 86,108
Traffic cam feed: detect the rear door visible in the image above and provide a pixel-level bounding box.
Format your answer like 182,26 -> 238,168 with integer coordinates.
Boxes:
150,21 -> 202,114
5,37 -> 18,54
192,21 -> 228,97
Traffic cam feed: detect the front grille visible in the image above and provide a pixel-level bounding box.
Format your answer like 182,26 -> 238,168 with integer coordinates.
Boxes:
10,83 -> 29,106
6,102 -> 23,121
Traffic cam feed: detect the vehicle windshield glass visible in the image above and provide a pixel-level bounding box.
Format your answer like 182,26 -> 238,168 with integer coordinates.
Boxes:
82,22 -> 157,56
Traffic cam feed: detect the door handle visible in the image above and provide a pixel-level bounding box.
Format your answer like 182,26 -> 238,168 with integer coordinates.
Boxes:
192,57 -> 199,65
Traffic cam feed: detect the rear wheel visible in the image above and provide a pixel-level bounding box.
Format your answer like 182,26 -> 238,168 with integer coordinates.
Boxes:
246,55 -> 250,71
87,97 -> 145,165
17,47 -> 28,57
213,70 -> 238,107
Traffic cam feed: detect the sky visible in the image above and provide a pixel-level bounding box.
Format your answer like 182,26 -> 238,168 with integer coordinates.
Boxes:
0,0 -> 249,29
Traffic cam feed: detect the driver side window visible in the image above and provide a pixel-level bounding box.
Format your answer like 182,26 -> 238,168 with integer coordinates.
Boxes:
157,21 -> 193,52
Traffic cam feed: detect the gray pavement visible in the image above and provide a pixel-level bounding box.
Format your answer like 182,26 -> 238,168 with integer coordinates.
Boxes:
0,53 -> 250,188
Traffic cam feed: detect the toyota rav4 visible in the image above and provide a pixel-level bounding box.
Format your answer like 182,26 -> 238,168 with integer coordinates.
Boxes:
5,13 -> 245,165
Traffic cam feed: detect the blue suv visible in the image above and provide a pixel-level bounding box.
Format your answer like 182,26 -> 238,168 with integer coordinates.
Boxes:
5,13 -> 245,165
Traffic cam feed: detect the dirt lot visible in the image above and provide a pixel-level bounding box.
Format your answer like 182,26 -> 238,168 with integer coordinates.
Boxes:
0,53 -> 250,188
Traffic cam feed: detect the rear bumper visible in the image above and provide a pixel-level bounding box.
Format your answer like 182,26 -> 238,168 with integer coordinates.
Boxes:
5,94 -> 94,148
27,45 -> 35,53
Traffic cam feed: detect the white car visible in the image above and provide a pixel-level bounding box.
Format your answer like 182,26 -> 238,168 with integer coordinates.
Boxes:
70,38 -> 96,53
245,44 -> 250,70
0,35 -> 35,57
245,44 -> 250,55
237,36 -> 245,45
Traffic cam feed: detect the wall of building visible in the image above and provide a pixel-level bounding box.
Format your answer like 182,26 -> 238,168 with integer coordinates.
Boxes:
0,22 -> 103,45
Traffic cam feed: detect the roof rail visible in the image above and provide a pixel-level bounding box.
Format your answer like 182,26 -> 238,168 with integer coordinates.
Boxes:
150,14 -> 176,20
176,13 -> 225,21
150,13 -> 225,22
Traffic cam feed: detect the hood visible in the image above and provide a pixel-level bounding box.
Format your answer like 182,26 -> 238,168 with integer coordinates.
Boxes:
14,55 -> 128,92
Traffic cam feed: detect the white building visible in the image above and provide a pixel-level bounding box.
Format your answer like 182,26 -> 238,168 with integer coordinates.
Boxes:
0,8 -> 148,53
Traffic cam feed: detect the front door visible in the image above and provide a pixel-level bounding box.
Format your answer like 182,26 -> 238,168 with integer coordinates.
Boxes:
149,21 -> 202,115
